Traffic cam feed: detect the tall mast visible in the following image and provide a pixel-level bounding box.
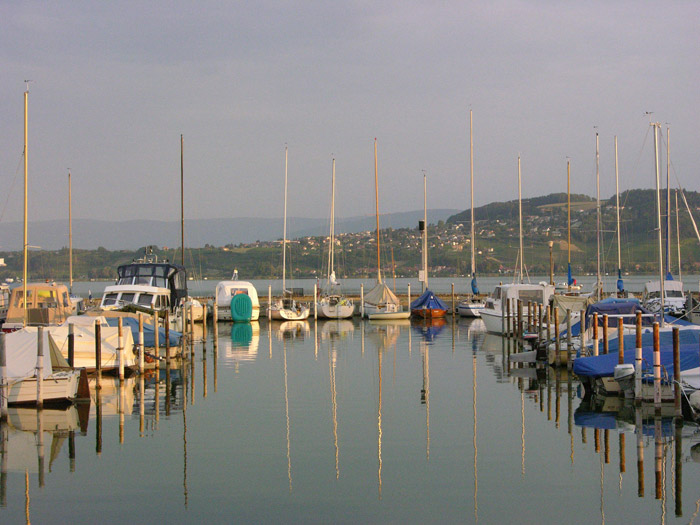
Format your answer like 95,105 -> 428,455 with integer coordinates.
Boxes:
595,132 -> 601,301
180,134 -> 184,266
567,158 -> 571,291
23,84 -> 29,327
68,169 -> 73,294
517,156 -> 523,283
665,126 -> 671,278
423,171 -> 428,291
283,145 -> 288,292
676,189 -> 682,281
328,158 -> 336,283
652,123 -> 665,326
374,139 -> 381,283
615,136 -> 622,294
469,110 -> 476,278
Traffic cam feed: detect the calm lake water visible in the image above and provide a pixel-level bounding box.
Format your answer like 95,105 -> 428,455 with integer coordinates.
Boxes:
2,316 -> 700,523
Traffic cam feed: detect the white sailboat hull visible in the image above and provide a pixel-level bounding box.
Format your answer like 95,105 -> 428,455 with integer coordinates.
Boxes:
457,300 -> 484,318
317,302 -> 355,319
7,370 -> 81,405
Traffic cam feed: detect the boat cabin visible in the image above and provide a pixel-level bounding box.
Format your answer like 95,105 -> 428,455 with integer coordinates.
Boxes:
485,283 -> 555,312
3,283 -> 74,331
642,279 -> 686,315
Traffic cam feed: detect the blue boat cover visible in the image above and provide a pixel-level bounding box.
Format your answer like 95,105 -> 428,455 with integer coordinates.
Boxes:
573,342 -> 700,379
410,290 -> 448,311
574,410 -> 674,436
579,327 -> 700,357
106,317 -> 182,347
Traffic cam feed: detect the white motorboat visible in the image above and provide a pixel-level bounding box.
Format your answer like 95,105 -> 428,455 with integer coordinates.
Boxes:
642,279 -> 686,316
480,283 -> 556,335
212,275 -> 260,321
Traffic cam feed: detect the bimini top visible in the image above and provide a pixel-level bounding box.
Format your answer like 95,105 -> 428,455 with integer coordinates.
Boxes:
116,261 -> 187,308
410,290 -> 448,311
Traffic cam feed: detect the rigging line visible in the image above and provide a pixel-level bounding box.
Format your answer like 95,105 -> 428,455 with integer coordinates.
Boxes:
0,152 -> 25,224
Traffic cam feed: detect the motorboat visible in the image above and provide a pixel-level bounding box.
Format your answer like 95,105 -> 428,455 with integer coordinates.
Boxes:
2,282 -> 75,333
642,279 -> 686,317
212,275 -> 260,321
480,282 -> 555,334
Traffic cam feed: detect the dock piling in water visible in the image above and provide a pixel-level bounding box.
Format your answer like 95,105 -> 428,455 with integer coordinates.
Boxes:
95,321 -> 102,389
0,333 -> 6,420
118,317 -> 124,381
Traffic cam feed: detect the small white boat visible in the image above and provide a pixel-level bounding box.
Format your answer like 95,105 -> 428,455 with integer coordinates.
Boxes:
3,327 -> 82,405
457,299 -> 484,318
213,276 -> 260,321
642,279 -> 686,316
480,283 -> 556,335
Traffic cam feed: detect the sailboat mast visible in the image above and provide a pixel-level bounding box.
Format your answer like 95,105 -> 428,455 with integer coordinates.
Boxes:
374,139 -> 381,283
180,134 -> 184,267
23,85 -> 29,327
652,123 -> 665,326
665,126 -> 671,277
676,189 -> 682,281
595,132 -> 601,300
423,172 -> 428,291
518,156 -> 523,283
469,110 -> 476,278
567,158 -> 571,291
283,145 -> 288,293
68,169 -> 73,294
615,136 -> 621,279
329,158 -> 336,282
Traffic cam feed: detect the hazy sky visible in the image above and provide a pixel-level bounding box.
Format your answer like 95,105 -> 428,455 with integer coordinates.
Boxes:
1,1 -> 698,226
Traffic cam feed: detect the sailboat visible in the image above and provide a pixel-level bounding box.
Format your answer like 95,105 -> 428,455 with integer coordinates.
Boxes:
458,110 -> 485,317
1,85 -> 82,405
269,146 -> 310,321
480,157 -> 554,334
410,173 -> 448,318
317,158 -> 354,319
641,124 -> 686,317
363,139 -> 409,320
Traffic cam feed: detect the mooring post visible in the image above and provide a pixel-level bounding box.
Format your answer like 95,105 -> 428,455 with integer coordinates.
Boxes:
546,304 -> 551,345
618,318 -> 624,365
592,313 -> 599,357
635,311 -> 642,401
118,317 -> 125,381
212,303 -> 218,349
566,309 -> 572,370
580,309 -> 586,354
314,283 -> 318,320
554,307 -> 560,367
653,322 -> 661,412
0,333 -> 7,420
202,304 -> 207,342
165,311 -> 171,364
153,313 -> 160,369
505,298 -> 511,337
407,283 -> 411,315
268,285 -> 272,319
95,321 -> 102,389
189,304 -> 194,352
36,327 -> 44,407
360,283 -> 364,318
138,313 -> 144,374
602,314 -> 609,355
673,327 -> 681,416
527,301 -> 532,333
451,283 -> 455,316
67,323 -> 75,368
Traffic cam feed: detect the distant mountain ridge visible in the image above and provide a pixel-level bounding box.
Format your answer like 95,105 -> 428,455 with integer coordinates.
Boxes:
0,209 -> 460,251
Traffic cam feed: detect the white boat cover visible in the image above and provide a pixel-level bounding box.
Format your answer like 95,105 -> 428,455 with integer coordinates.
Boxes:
48,322 -> 136,368
5,327 -> 69,380
364,282 -> 399,306
551,295 -> 593,320
215,281 -> 260,308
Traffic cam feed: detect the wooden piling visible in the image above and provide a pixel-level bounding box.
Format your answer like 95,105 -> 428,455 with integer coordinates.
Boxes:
546,304 -> 551,345
37,327 -> 44,407
673,327 -> 681,415
580,309 -> 586,353
653,322 -> 661,411
635,311 -> 642,400
527,301 -> 532,333
592,313 -> 599,356
67,323 -> 75,368
506,298 -> 511,337
517,299 -> 522,340
212,304 -> 218,348
566,309 -> 572,370
0,334 -> 6,420
314,283 -> 318,320
95,321 -> 102,389
360,283 -> 364,318
451,283 -> 455,316
118,317 -> 124,381
202,305 -> 207,342
165,311 -> 171,364
153,312 -> 160,370
554,307 -> 560,367
407,283 -> 411,315
189,305 -> 194,351
602,314 -> 609,355
618,318 -> 624,365
268,285 -> 272,318
138,313 -> 144,374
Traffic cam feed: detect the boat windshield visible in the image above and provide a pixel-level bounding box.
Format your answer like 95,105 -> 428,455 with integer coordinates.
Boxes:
518,289 -> 544,304
137,293 -> 153,306
103,292 -> 118,306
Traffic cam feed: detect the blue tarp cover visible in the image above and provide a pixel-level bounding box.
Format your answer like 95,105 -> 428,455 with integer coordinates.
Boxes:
573,342 -> 700,379
410,290 -> 448,311
106,317 -> 182,347
579,327 -> 700,357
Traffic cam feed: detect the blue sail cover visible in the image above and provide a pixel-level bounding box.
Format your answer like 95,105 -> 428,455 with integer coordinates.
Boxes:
573,342 -> 700,379
567,263 -> 573,286
616,269 -> 624,292
106,317 -> 182,347
410,290 -> 448,311
471,274 -> 479,295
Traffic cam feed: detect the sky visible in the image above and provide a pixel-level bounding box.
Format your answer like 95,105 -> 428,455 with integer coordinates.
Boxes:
1,1 -> 698,227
